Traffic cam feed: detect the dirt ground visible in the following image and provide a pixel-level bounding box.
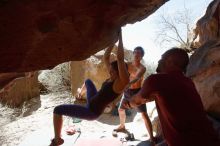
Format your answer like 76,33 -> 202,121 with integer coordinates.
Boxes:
0,92 -> 157,146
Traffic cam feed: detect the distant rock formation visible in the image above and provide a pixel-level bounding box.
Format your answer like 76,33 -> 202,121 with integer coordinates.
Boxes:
0,0 -> 168,73
0,72 -> 39,107
187,0 -> 220,119
38,62 -> 71,93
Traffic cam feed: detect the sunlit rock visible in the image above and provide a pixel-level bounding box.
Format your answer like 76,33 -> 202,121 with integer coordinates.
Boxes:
38,62 -> 71,93
188,0 -> 220,118
187,40 -> 220,119
193,0 -> 220,48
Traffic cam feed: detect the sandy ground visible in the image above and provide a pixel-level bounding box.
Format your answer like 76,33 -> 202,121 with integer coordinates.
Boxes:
0,92 -> 157,146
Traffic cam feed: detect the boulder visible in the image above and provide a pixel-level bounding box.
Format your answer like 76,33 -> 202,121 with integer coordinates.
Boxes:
0,73 -> 25,89
187,40 -> 220,118
187,0 -> 220,118
0,72 -> 39,107
0,0 -> 168,73
38,62 -> 71,93
193,0 -> 220,48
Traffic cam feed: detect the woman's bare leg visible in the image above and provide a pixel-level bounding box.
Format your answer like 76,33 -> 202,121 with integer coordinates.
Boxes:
53,114 -> 64,144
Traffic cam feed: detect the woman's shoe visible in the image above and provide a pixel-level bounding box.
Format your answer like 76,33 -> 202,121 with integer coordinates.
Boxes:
49,137 -> 64,146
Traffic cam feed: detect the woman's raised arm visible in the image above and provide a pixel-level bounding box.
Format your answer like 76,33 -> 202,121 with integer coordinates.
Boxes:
116,29 -> 129,88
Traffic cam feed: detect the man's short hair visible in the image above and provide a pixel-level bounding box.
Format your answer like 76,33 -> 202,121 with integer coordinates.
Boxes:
164,47 -> 189,73
134,46 -> 145,57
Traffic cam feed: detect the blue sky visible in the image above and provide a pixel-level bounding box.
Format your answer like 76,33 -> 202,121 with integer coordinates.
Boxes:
122,0 -> 213,63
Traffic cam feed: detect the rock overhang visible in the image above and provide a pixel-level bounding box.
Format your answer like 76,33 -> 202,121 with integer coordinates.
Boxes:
0,0 -> 168,73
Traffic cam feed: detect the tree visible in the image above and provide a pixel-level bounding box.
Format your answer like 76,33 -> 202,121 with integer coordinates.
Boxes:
155,5 -> 196,52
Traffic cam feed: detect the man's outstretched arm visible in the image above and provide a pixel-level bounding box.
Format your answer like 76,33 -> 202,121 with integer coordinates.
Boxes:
123,76 -> 156,109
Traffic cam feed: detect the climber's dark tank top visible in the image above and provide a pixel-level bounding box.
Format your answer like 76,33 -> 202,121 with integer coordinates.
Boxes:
89,80 -> 120,115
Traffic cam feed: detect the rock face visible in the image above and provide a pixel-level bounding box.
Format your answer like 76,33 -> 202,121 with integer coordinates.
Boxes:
0,72 -> 39,107
0,0 -> 168,73
0,73 -> 25,89
187,40 -> 220,118
38,62 -> 71,93
187,0 -> 220,119
193,0 -> 220,47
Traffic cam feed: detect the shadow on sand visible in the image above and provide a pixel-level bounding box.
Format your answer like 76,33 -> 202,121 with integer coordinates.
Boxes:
136,140 -> 154,146
97,110 -> 137,125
